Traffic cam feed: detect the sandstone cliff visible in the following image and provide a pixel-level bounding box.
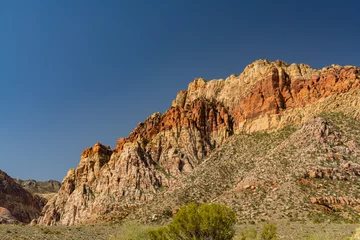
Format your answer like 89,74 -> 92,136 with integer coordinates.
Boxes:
37,59 -> 360,225
0,170 -> 43,223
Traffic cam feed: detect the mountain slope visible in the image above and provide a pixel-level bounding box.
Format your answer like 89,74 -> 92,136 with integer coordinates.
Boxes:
37,59 -> 360,225
134,113 -> 360,223
0,170 -> 44,223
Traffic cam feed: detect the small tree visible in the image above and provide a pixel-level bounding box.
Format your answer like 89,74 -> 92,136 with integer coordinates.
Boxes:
148,202 -> 236,240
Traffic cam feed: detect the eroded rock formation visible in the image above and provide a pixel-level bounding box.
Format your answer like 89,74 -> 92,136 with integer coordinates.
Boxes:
37,59 -> 360,225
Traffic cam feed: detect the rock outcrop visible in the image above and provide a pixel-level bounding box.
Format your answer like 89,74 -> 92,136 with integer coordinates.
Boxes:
0,170 -> 43,223
37,59 -> 360,225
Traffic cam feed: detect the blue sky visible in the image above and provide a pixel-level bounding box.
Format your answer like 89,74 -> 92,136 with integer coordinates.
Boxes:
0,0 -> 359,181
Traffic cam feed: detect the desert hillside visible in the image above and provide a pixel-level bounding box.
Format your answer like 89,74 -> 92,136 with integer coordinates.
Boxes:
134,113 -> 360,224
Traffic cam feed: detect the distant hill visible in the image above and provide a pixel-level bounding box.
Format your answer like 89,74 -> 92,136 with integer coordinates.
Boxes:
36,59 -> 360,225
14,179 -> 61,194
14,178 -> 61,201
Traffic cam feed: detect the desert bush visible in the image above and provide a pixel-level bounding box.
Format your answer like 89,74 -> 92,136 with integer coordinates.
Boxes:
148,202 -> 236,240
259,224 -> 277,240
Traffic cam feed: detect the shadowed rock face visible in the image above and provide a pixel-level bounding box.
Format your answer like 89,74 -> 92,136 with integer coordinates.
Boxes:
37,59 -> 360,225
0,170 -> 43,223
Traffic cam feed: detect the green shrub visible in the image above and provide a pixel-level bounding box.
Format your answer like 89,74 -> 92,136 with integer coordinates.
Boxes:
259,224 -> 277,240
148,202 -> 236,240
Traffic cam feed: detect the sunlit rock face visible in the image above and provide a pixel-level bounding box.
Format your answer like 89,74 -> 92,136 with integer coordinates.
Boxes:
37,59 -> 360,225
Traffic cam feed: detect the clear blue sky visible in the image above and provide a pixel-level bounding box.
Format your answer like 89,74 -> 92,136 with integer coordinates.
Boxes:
1,0 -> 359,181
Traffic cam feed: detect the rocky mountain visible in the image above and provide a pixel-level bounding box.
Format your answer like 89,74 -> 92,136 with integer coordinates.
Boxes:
37,59 -> 360,225
0,170 -> 44,223
14,179 -> 61,201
